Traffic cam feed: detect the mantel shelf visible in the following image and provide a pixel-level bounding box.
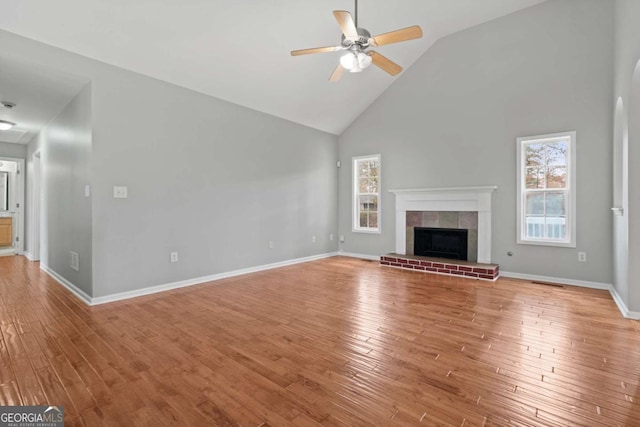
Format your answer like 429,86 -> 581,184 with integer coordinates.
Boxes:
389,186 -> 498,195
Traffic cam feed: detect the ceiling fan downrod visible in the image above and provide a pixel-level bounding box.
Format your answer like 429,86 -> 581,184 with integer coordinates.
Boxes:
354,0 -> 358,28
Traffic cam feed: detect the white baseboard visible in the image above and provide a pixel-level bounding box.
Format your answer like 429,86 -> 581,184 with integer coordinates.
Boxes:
22,251 -> 33,261
608,285 -> 640,320
90,252 -> 339,306
500,271 -> 611,290
0,248 -> 16,257
337,251 -> 381,261
40,263 -> 92,305
38,253 -> 640,320
500,270 -> 640,319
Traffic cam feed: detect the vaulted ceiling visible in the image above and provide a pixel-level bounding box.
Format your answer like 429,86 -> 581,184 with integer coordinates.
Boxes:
0,0 -> 546,136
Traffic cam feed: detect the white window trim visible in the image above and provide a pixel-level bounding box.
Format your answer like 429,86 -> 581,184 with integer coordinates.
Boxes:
516,131 -> 576,248
352,154 -> 381,234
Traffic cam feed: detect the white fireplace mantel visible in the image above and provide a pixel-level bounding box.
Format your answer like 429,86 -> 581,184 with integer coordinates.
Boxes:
389,186 -> 497,263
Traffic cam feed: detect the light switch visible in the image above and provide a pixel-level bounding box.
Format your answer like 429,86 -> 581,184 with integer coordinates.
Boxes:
113,186 -> 128,198
85,185 -> 91,197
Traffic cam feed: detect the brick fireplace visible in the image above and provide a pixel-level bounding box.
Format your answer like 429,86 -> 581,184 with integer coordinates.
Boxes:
385,186 -> 499,281
389,186 -> 497,263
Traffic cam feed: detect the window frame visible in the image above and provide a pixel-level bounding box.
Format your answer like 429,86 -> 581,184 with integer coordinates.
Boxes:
352,154 -> 381,234
516,131 -> 576,248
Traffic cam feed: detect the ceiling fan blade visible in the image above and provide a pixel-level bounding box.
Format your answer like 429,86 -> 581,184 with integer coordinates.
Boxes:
329,64 -> 345,82
369,25 -> 423,47
291,46 -> 342,56
333,10 -> 359,41
368,51 -> 403,76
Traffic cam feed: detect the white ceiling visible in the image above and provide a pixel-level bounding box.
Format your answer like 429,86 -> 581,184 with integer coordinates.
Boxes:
0,0 -> 546,135
0,55 -> 89,144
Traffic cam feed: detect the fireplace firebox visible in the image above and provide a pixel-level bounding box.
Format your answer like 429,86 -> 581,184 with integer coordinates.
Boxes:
414,227 -> 468,261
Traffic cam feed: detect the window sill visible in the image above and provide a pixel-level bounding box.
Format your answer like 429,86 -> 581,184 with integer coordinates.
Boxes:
352,228 -> 381,235
517,239 -> 575,248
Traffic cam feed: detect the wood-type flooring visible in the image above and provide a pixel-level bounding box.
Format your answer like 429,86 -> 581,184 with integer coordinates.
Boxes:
1,255 -> 639,426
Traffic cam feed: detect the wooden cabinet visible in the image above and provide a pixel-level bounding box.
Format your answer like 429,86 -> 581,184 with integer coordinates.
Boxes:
0,218 -> 12,247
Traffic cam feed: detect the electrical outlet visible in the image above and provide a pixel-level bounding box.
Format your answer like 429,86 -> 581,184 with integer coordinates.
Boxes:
268,240 -> 274,249
170,252 -> 178,263
339,235 -> 345,243
330,233 -> 334,241
113,186 -> 128,198
312,235 -> 316,243
578,252 -> 587,262
70,251 -> 79,271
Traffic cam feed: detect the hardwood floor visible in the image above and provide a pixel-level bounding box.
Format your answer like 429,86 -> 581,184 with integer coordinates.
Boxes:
1,255 -> 639,426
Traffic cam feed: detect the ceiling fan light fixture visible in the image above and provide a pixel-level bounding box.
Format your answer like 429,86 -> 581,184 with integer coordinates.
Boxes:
340,51 -> 372,73
340,51 -> 356,69
358,51 -> 372,69
0,120 -> 16,131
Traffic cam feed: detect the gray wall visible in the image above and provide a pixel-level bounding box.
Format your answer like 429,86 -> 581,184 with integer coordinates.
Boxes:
338,0 -> 614,283
1,28 -> 338,298
0,141 -> 26,159
613,0 -> 640,311
90,68 -> 338,297
27,84 -> 93,295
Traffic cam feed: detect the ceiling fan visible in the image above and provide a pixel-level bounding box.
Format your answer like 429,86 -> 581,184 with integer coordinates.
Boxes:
291,0 -> 423,82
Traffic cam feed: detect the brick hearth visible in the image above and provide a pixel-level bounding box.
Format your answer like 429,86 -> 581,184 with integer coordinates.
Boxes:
380,254 -> 499,281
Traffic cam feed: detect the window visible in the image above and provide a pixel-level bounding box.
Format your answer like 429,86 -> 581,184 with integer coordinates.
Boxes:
517,131 -> 576,247
353,154 -> 381,233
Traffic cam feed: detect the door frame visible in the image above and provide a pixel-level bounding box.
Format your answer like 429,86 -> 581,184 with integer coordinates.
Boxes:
0,156 -> 25,255
31,151 -> 41,261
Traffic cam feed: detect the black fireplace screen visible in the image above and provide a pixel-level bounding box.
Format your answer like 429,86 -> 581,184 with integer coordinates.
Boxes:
414,227 -> 468,260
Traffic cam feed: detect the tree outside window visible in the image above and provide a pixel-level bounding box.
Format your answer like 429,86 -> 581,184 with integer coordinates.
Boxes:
517,132 -> 576,247
353,155 -> 381,233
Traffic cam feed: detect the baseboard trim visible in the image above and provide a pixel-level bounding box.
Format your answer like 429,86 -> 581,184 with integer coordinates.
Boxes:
500,271 -> 611,290
21,252 -> 40,262
90,252 -> 339,306
40,264 -> 92,305
608,285 -> 640,320
40,253 -> 640,319
337,251 -> 380,261
0,248 -> 16,257
500,270 -> 640,319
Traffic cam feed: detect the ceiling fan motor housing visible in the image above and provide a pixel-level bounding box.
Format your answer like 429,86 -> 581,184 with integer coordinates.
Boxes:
341,28 -> 372,49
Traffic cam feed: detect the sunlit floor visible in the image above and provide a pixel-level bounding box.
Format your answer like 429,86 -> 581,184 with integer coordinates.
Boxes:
0,255 -> 639,426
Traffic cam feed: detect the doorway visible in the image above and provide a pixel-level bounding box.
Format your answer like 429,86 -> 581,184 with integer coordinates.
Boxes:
0,156 -> 25,256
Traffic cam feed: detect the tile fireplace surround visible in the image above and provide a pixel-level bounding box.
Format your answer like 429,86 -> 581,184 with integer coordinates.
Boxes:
386,186 -> 499,280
